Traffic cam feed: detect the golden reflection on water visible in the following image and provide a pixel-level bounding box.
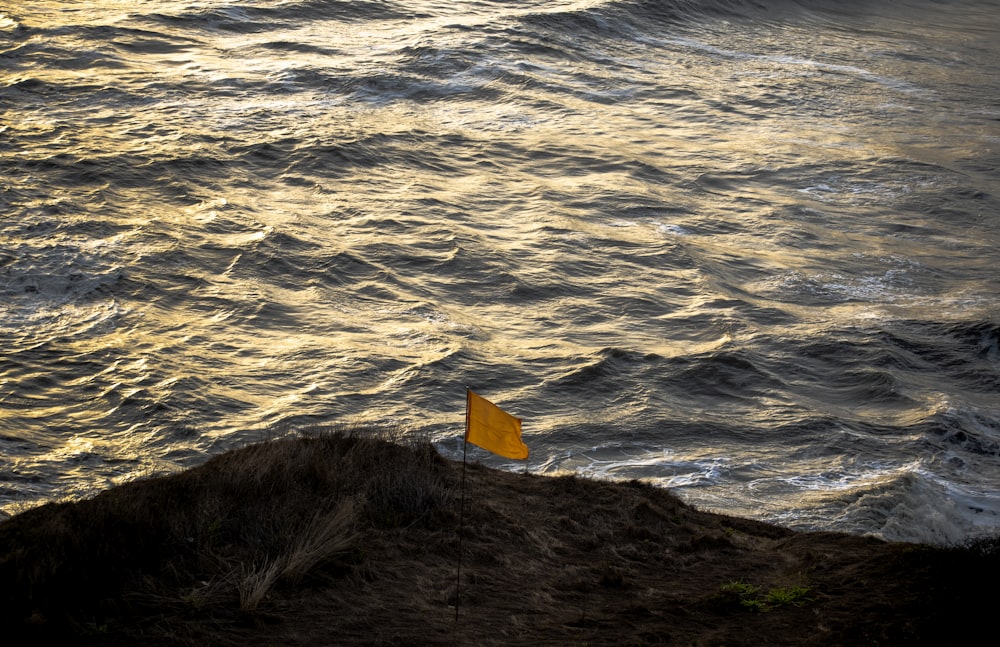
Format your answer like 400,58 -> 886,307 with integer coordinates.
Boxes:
3,1 -> 1000,541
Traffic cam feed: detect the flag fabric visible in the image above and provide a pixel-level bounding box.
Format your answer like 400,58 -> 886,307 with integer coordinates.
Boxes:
465,389 -> 528,460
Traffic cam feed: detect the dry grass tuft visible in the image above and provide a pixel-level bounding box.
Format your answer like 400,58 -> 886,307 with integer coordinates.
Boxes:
237,499 -> 358,612
238,559 -> 284,613
283,498 -> 359,584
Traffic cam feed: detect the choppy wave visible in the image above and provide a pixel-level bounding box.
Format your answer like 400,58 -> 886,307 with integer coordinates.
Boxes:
2,0 -> 999,544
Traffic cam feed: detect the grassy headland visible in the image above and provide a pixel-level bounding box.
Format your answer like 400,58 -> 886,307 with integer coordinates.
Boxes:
1,429 -> 996,645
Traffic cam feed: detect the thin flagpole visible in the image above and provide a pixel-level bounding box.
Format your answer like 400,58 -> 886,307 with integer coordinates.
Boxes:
455,388 -> 470,622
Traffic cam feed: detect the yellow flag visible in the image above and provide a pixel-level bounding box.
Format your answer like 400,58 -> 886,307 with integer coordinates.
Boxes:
465,389 -> 528,460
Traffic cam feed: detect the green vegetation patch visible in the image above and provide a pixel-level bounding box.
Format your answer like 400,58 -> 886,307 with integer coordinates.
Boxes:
718,580 -> 812,612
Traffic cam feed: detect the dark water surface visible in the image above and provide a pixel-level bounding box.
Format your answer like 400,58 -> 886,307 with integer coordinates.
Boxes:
2,0 -> 999,544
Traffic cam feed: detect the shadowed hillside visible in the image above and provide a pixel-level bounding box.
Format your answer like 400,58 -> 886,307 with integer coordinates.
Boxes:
1,429 -> 996,646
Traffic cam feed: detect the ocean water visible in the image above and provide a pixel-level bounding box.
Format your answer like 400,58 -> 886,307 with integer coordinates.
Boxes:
2,0 -> 999,545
